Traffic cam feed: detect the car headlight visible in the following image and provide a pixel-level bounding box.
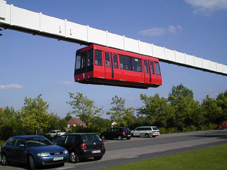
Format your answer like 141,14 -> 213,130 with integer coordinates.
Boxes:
37,152 -> 50,157
63,150 -> 68,154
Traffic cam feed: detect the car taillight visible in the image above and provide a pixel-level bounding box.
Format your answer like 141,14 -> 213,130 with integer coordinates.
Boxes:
102,142 -> 105,148
122,132 -> 126,135
81,143 -> 87,149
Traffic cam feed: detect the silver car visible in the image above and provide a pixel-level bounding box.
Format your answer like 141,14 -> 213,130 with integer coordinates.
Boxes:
131,126 -> 160,137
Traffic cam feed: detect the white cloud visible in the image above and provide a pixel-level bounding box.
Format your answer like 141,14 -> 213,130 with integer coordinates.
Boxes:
139,25 -> 182,36
139,28 -> 165,36
0,84 -> 24,89
185,0 -> 227,15
60,81 -> 74,86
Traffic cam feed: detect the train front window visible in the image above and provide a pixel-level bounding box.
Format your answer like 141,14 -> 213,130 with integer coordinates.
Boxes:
155,62 -> 161,75
75,53 -> 81,70
95,50 -> 102,66
87,49 -> 93,67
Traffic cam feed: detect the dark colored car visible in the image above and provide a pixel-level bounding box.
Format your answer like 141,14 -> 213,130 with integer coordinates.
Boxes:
1,135 -> 69,170
100,127 -> 131,140
53,133 -> 105,163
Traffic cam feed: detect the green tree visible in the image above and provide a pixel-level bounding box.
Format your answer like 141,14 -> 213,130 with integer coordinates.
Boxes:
137,93 -> 170,127
202,95 -> 222,124
167,84 -> 199,131
106,95 -> 135,127
0,106 -> 21,140
66,92 -> 103,124
20,95 -> 51,135
216,90 -> 227,122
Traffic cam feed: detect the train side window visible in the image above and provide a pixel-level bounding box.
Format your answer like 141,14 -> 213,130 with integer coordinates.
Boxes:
113,54 -> 118,68
132,58 -> 142,72
150,62 -> 155,74
81,52 -> 87,69
144,61 -> 148,73
155,62 -> 161,75
95,50 -> 102,66
119,55 -> 131,70
105,52 -> 110,67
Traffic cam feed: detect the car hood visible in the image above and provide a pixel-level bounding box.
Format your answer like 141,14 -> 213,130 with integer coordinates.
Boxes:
28,145 -> 66,153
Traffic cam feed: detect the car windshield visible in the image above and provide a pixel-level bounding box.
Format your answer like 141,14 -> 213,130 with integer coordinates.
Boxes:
26,137 -> 53,147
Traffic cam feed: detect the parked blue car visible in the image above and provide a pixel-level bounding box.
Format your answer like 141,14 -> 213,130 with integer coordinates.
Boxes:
1,135 -> 69,169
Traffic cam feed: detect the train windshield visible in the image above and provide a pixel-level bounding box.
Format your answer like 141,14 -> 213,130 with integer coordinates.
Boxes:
75,49 -> 93,74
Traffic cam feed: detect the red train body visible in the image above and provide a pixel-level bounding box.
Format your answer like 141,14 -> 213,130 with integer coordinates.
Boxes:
74,44 -> 162,89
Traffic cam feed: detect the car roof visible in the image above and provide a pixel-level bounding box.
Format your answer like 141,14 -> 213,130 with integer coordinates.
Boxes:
10,135 -> 45,138
137,126 -> 157,128
63,133 -> 97,136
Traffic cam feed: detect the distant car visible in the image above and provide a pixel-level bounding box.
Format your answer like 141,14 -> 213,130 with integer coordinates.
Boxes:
53,133 -> 105,163
1,135 -> 69,170
100,127 -> 131,140
218,122 -> 227,130
131,126 -> 160,137
46,130 -> 66,137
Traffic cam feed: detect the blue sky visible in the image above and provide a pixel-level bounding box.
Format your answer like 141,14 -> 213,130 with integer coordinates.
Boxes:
0,0 -> 227,118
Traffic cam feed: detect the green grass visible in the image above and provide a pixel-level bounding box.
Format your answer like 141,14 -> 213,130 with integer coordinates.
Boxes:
100,144 -> 227,170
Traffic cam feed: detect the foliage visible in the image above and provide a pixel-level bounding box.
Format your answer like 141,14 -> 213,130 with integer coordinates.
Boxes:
106,95 -> 135,127
0,106 -> 21,140
1,84 -> 227,138
20,95 -> 54,135
66,92 -> 103,124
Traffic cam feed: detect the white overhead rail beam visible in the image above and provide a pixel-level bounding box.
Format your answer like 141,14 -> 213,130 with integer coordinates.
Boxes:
0,0 -> 226,76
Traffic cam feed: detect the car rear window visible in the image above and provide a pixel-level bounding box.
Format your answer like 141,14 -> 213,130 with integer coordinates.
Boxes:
153,127 -> 159,130
82,134 -> 101,142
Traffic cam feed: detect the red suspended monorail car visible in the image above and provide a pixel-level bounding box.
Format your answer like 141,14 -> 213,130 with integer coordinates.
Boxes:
74,44 -> 162,89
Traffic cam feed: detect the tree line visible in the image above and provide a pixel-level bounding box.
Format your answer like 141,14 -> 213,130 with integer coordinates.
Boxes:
0,84 -> 226,141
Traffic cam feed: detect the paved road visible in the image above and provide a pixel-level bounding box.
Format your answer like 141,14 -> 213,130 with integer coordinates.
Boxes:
0,130 -> 226,170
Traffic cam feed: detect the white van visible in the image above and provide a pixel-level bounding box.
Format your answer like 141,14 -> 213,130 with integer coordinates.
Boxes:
131,126 -> 160,137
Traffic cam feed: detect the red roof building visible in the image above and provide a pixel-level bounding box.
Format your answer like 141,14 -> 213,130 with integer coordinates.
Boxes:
68,117 -> 86,127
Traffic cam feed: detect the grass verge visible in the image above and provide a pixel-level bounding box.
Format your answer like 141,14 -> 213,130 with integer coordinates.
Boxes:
100,144 -> 227,170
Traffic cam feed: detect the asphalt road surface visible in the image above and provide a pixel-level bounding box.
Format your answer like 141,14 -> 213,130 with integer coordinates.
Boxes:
0,130 -> 227,170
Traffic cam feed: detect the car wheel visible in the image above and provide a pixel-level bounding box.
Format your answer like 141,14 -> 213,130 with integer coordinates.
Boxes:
1,154 -> 8,165
70,151 -> 80,163
152,135 -> 156,138
118,135 -> 123,140
94,156 -> 103,160
101,135 -> 105,140
127,137 -> 131,140
29,155 -> 35,170
145,133 -> 150,138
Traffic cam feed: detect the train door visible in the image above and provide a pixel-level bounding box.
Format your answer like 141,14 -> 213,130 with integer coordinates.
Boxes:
144,60 -> 154,84
104,53 -> 120,80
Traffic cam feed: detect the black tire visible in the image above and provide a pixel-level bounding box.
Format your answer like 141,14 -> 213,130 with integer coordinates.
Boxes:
69,151 -> 80,163
94,156 -> 103,160
29,155 -> 35,170
127,137 -> 131,140
118,135 -> 123,140
145,133 -> 150,138
152,135 -> 156,138
1,154 -> 8,165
